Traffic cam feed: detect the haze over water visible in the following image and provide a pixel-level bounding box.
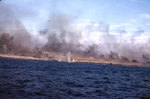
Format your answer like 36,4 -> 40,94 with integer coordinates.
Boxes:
1,0 -> 150,98
1,0 -> 150,63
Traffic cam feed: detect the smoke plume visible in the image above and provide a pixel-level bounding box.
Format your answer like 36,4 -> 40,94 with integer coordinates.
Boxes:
1,0 -> 150,64
41,14 -> 150,63
0,2 -> 40,56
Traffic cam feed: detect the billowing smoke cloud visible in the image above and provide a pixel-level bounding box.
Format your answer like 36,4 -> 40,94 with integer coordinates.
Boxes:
41,14 -> 150,63
0,2 -> 40,56
43,14 -> 82,53
1,0 -> 150,64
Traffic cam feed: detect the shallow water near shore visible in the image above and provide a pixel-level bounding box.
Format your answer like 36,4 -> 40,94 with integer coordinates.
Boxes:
0,58 -> 150,99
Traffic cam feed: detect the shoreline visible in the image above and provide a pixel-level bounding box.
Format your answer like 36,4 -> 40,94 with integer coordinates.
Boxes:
0,53 -> 149,67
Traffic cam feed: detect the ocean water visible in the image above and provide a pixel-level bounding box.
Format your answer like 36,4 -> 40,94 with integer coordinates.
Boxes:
0,58 -> 150,99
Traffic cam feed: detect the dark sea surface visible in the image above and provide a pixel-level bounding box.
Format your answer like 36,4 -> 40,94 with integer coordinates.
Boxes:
0,58 -> 150,99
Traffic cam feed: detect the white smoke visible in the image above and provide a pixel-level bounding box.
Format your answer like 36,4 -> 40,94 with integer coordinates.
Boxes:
1,0 -> 150,63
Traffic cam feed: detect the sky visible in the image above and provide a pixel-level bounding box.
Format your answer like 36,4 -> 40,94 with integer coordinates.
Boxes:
1,0 -> 150,37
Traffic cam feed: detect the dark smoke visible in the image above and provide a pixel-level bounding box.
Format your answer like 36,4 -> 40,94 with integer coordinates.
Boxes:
43,14 -> 82,54
1,1 -> 150,65
0,33 -> 15,53
41,14 -> 150,64
0,2 -> 41,56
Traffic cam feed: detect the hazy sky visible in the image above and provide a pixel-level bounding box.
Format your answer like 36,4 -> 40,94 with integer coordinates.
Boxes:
1,0 -> 150,35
